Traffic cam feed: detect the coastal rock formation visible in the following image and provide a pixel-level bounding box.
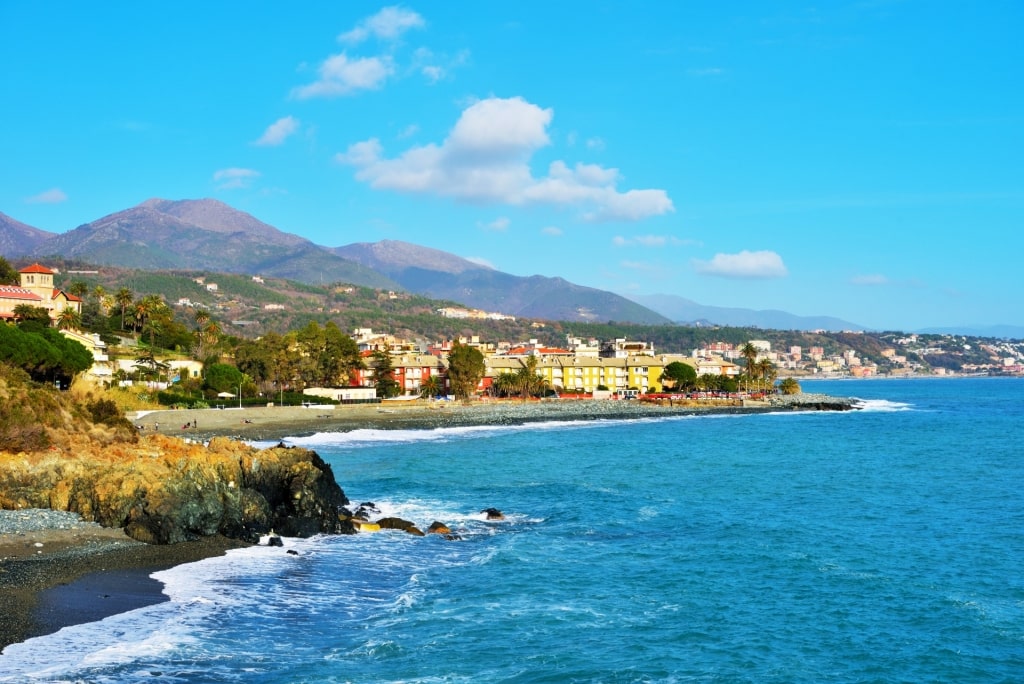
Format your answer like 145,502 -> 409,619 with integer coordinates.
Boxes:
0,434 -> 354,544
481,508 -> 505,520
376,516 -> 425,536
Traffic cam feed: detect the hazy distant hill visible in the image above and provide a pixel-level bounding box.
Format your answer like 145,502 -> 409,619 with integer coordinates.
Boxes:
629,293 -> 865,332
26,199 -> 398,289
0,212 -> 57,257
918,324 -> 1024,339
335,240 -> 671,324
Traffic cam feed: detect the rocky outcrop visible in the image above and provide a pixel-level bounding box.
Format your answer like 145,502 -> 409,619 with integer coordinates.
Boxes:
0,434 -> 354,544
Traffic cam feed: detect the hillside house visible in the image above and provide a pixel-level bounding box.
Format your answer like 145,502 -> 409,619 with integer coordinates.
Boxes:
0,263 -> 82,323
59,329 -> 112,380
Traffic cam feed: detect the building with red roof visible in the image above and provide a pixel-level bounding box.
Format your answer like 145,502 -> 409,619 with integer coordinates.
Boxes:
0,264 -> 82,323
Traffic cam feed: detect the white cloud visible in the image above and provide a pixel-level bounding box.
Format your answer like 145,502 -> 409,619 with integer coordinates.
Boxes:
542,226 -> 563,236
586,137 -> 606,151
336,96 -> 674,222
292,54 -> 393,99
336,139 -> 384,166
422,65 -> 443,82
339,6 -> 425,44
613,234 -> 694,247
25,188 -> 67,204
465,256 -> 496,269
411,47 -> 469,85
254,116 -> 299,146
851,273 -> 889,286
213,168 -> 261,190
480,217 -> 510,232
693,250 -> 788,279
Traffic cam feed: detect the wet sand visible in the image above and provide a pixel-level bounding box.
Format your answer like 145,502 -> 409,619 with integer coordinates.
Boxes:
0,531 -> 249,652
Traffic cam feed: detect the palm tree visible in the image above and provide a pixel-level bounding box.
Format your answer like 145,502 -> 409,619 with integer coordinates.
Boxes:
101,294 -> 115,316
134,294 -> 169,346
513,355 -> 546,399
740,342 -> 758,392
115,287 -> 134,330
194,308 -> 210,329
778,377 -> 801,395
492,372 -> 517,398
202,319 -> 221,352
56,306 -> 82,331
756,358 -> 776,390
192,310 -> 219,359
419,375 -> 441,399
13,303 -> 51,325
68,281 -> 88,298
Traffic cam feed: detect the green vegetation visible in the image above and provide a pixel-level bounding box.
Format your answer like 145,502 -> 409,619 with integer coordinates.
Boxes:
660,361 -> 698,390
0,322 -> 93,387
447,342 -> 485,400
370,350 -> 401,399
3,259 -> 1018,408
778,377 -> 801,395
0,256 -> 18,285
0,363 -> 137,452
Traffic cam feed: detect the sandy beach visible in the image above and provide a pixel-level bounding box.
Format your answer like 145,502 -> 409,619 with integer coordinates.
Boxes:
1,393 -> 850,653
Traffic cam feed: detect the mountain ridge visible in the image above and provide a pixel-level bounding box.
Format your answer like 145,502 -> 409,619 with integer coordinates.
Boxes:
1,199 -> 666,324
23,199 -> 398,290
0,211 -> 57,256
335,239 -> 668,323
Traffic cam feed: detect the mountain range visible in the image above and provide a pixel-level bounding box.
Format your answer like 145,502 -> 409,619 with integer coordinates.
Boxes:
627,294 -> 865,332
2,198 -> 859,330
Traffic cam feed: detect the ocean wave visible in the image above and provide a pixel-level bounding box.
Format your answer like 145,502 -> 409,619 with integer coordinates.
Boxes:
852,398 -> 914,412
251,418 -> 624,450
252,412 -> 749,451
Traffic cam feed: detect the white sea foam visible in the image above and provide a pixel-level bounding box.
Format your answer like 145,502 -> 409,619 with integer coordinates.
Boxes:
852,397 -> 914,412
250,418 -> 635,451
0,595 -> 196,681
0,543 -> 316,681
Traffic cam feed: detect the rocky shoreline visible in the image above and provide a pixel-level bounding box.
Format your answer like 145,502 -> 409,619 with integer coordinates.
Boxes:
0,392 -> 856,652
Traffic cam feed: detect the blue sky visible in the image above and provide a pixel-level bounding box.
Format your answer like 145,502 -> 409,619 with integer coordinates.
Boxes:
2,2 -> 1022,332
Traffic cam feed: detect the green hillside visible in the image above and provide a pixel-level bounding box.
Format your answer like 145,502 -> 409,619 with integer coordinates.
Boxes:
14,259 -> 1018,375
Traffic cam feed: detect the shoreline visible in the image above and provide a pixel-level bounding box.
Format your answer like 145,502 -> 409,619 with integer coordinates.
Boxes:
130,393 -> 854,443
0,530 -> 248,652
1,393 -> 852,654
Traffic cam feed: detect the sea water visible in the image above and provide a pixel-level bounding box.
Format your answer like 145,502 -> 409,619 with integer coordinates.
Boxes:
2,378 -> 1023,682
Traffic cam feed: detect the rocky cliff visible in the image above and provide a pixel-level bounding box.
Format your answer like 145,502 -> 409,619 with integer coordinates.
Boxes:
0,364 -> 355,544
0,435 -> 355,544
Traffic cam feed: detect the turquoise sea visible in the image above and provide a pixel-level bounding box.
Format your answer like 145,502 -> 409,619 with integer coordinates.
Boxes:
2,377 -> 1023,682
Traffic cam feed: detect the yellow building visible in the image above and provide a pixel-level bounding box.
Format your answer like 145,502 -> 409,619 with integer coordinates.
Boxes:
485,353 -> 696,395
0,263 -> 82,323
